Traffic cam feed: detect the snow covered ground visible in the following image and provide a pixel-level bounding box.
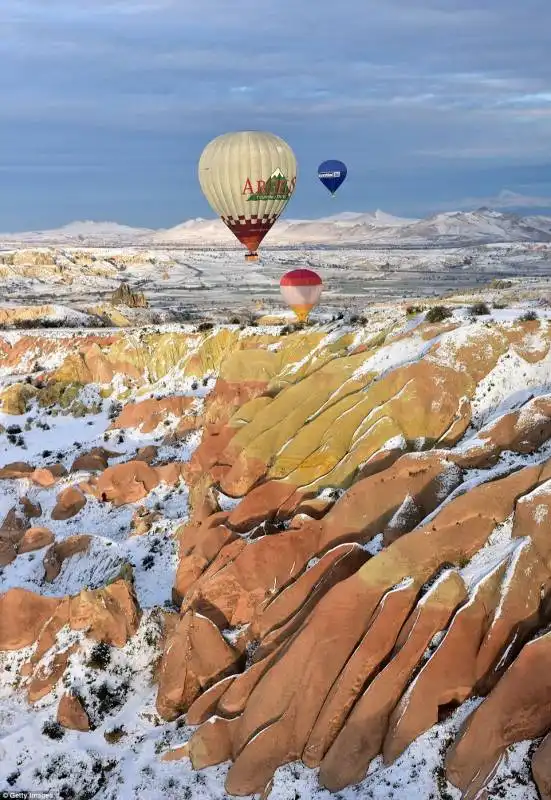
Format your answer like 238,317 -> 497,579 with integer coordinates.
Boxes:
0,241 -> 550,320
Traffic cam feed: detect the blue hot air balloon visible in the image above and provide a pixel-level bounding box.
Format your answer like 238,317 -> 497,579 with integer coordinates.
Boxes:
318,159 -> 347,196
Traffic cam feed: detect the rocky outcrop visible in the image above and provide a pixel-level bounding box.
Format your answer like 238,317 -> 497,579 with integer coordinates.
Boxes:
110,395 -> 196,433
0,540 -> 16,566
446,632 -> 551,799
43,535 -> 92,581
0,507 -> 28,546
86,460 -> 184,505
110,282 -> 147,308
1,382 -> 36,413
0,590 -> 61,649
156,611 -> 243,721
130,506 -> 161,536
0,580 -> 141,706
20,496 -> 42,518
177,452 -> 462,629
0,461 -> 33,479
179,462 -> 548,796
57,693 -> 90,731
383,561 -> 506,763
19,526 -> 55,553
31,464 -> 68,488
71,447 -> 116,472
51,487 -> 87,520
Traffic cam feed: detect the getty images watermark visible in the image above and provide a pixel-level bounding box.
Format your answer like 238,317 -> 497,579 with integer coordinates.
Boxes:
1,792 -> 54,799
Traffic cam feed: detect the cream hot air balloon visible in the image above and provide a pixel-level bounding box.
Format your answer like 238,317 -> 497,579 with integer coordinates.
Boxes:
198,131 -> 297,262
280,268 -> 323,323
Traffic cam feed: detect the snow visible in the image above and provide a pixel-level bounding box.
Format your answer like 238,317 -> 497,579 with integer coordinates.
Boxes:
385,494 -> 419,533
0,379 -> 202,609
381,434 -> 407,452
459,515 -> 516,591
216,491 -> 241,512
491,538 -> 530,625
470,347 -> 551,429
0,407 -> 110,464
352,332 -> 435,379
417,440 -> 551,531
0,238 -> 550,323
428,320 -> 492,372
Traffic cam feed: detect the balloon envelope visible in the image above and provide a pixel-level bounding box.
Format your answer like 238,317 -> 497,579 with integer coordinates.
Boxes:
198,131 -> 297,260
280,268 -> 323,322
318,160 -> 347,195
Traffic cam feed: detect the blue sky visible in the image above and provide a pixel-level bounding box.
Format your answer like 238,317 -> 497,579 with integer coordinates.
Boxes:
1,0 -> 551,230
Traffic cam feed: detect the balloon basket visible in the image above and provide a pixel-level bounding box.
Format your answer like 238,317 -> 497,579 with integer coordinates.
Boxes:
245,253 -> 259,263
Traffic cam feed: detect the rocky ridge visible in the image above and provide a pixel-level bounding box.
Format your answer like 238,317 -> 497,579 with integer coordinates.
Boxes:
1,304 -> 551,798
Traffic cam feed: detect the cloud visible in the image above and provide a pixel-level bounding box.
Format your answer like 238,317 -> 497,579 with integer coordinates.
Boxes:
2,0 -> 551,226
453,189 -> 551,210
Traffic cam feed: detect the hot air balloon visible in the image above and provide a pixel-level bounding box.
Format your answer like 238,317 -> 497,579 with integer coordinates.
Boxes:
198,131 -> 297,262
280,269 -> 323,323
318,159 -> 347,196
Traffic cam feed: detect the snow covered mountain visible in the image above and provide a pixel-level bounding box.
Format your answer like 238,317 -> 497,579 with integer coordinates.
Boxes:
152,208 -> 551,246
2,208 -> 551,248
0,221 -> 155,247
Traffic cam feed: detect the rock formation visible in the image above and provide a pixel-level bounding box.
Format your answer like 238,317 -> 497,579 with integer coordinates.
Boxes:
1,313 -> 551,797
110,281 -> 148,308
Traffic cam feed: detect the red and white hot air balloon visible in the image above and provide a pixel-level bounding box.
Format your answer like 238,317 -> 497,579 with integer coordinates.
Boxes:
280,268 -> 323,323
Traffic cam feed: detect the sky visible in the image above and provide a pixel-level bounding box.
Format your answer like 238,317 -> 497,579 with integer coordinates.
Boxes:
1,0 -> 551,230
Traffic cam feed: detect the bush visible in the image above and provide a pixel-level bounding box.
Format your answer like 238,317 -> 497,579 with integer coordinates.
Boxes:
42,720 -> 65,740
406,305 -> 424,316
491,279 -> 513,289
107,401 -> 122,421
196,321 -> 214,332
94,681 -> 128,717
87,642 -> 111,670
142,554 -> 155,571
104,726 -> 126,744
518,310 -> 538,322
468,301 -> 490,316
492,301 -> 507,309
425,306 -> 452,323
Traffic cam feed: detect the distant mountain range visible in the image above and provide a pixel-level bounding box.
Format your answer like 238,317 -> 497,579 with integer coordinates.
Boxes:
2,208 -> 551,248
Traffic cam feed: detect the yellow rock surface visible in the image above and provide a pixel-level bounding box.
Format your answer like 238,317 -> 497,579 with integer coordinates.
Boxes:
86,304 -> 132,327
1,383 -> 36,414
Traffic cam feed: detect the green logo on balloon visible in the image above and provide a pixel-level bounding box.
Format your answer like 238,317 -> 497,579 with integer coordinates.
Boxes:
242,169 -> 296,201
